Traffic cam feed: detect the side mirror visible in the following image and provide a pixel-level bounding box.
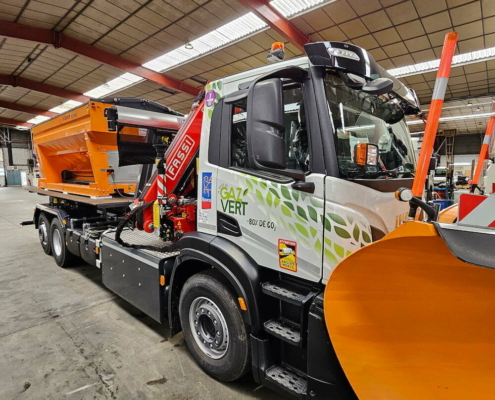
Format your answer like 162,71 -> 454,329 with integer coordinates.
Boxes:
247,78 -> 285,170
362,78 -> 394,96
354,143 -> 378,166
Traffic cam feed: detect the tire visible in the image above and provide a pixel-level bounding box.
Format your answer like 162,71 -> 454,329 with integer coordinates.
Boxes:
50,218 -> 77,268
179,270 -> 250,382
38,213 -> 52,255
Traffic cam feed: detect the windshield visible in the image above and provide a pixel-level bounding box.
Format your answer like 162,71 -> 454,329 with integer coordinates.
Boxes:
324,74 -> 416,179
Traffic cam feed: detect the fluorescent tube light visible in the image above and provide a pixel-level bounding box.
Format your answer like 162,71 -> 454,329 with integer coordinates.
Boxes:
407,112 -> 495,125
26,115 -> 50,124
389,47 -> 495,78
49,100 -> 83,114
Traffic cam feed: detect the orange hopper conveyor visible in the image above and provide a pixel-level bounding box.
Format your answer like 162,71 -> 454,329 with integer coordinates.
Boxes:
32,100 -> 183,198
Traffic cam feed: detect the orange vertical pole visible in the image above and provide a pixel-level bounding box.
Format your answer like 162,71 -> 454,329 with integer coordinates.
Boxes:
412,32 -> 458,197
471,116 -> 495,186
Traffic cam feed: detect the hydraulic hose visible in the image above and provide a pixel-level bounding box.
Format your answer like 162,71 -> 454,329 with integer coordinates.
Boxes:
114,201 -> 179,253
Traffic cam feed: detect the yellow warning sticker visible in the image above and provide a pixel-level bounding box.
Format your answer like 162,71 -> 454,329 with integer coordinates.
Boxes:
278,239 -> 297,272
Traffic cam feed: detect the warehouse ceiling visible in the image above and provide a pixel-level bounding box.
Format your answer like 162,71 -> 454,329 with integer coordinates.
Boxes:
0,0 -> 494,137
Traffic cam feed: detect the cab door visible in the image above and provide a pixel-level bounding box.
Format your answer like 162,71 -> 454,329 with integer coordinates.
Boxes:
215,74 -> 325,283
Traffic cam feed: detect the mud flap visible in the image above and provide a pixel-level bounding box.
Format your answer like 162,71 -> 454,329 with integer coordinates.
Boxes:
324,222 -> 495,400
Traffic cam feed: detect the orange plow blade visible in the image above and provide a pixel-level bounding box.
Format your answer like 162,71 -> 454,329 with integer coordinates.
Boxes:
324,222 -> 495,400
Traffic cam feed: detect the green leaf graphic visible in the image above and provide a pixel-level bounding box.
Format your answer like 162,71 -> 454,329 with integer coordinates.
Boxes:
308,206 -> 318,223
284,201 -> 295,211
328,213 -> 346,226
292,190 -> 299,202
288,223 -> 297,236
246,179 -> 253,192
273,197 -> 281,207
296,206 -> 307,220
323,217 -> 332,232
207,109 -> 213,119
216,81 -> 222,90
281,205 -> 292,217
296,214 -> 306,224
266,191 -> 273,207
346,250 -> 353,257
259,181 -> 267,189
324,237 -> 332,247
353,225 -> 360,241
212,82 -> 217,89
362,231 -> 371,243
310,197 -> 323,208
347,215 -> 355,224
334,243 -> 345,258
281,186 -> 291,200
314,239 -> 322,254
243,188 -> 249,196
310,226 -> 318,238
295,223 -> 309,238
256,189 -> 264,204
335,226 -> 351,239
324,249 -> 338,265
269,188 -> 280,198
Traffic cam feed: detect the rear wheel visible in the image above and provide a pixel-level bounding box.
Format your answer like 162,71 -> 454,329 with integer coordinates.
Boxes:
38,213 -> 52,255
50,218 -> 77,268
179,270 -> 250,382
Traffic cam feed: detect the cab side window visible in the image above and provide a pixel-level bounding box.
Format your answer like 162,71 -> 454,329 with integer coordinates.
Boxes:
231,99 -> 248,169
229,84 -> 310,174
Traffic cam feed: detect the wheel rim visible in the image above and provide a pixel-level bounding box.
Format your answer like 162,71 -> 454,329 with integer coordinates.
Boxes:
52,228 -> 62,256
189,296 -> 229,359
39,221 -> 48,247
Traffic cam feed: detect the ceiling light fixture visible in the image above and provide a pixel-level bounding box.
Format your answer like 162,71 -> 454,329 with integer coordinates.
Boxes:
389,46 -> 495,78
407,112 -> 495,125
23,0 -> 338,126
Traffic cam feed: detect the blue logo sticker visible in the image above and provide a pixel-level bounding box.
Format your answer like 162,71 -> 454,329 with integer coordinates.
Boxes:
202,172 -> 212,209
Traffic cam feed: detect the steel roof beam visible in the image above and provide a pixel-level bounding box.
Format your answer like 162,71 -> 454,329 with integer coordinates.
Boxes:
0,21 -> 200,96
0,117 -> 33,127
0,75 -> 90,102
0,100 -> 57,117
237,0 -> 310,52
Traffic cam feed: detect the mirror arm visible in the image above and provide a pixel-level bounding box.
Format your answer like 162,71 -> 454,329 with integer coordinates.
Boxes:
291,181 -> 315,194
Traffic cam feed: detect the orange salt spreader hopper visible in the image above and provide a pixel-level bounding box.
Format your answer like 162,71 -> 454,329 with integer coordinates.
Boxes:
32,99 -> 183,198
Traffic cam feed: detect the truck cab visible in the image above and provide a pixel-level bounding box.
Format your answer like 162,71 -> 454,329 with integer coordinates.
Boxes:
198,41 -> 420,284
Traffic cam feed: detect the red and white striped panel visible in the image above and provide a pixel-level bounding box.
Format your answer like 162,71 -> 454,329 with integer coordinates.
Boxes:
156,174 -> 165,199
458,193 -> 495,228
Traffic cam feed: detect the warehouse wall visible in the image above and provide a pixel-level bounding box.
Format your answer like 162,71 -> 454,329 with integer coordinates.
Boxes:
454,134 -> 482,155
0,147 -> 4,186
0,129 -> 33,186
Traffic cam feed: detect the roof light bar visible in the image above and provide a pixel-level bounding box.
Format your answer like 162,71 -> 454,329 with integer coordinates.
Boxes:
389,47 -> 495,78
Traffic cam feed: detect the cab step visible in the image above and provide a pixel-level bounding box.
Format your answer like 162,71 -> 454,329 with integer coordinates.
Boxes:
261,282 -> 307,305
265,365 -> 307,397
264,318 -> 301,345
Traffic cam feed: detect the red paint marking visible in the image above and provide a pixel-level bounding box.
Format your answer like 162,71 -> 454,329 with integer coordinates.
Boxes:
458,194 -> 487,221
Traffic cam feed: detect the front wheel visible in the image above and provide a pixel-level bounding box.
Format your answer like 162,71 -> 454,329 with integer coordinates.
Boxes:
179,270 -> 250,382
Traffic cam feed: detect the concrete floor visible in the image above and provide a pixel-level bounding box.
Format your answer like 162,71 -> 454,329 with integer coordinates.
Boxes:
0,187 -> 279,400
